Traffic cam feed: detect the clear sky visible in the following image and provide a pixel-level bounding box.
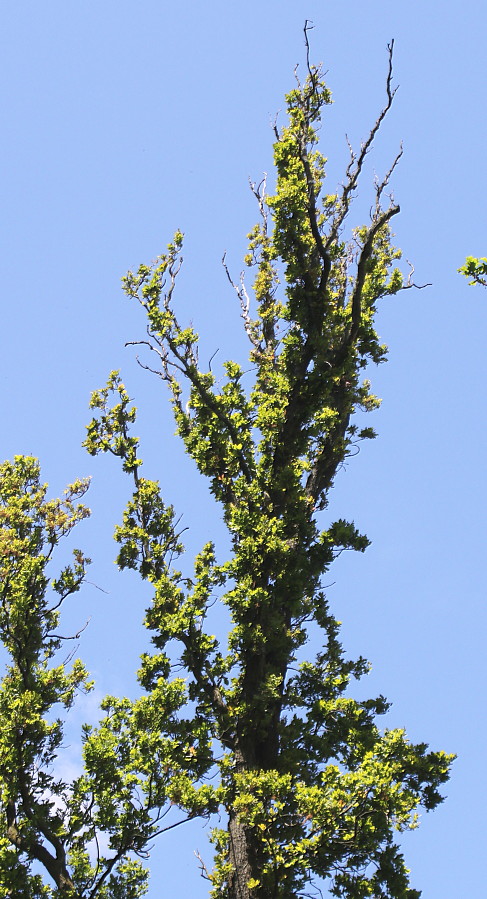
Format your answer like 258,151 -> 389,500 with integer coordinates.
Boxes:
1,1 -> 485,896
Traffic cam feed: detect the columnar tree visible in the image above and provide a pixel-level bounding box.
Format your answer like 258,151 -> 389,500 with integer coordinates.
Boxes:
84,38 -> 453,899
0,36 -> 453,899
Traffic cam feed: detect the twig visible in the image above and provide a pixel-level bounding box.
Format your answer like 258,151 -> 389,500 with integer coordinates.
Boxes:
326,40 -> 398,250
195,848 -> 212,881
50,618 -> 91,641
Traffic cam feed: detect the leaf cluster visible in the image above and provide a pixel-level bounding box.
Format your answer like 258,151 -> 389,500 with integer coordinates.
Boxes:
459,255 -> 487,287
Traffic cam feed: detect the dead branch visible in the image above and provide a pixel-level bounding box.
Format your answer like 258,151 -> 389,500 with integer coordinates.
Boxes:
222,253 -> 258,349
326,40 -> 398,250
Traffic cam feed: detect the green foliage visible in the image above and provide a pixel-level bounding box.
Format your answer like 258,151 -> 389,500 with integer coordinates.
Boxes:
459,255 -> 487,287
0,457 -> 215,897
82,49 -> 453,899
1,43 -> 453,899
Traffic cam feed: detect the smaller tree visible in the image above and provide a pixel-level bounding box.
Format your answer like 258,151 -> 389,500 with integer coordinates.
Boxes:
0,456 -> 216,897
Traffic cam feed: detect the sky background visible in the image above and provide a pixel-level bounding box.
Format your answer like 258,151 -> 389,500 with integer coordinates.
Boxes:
1,1 -> 485,895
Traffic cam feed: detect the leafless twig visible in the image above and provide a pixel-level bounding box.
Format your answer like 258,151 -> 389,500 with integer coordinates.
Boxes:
50,618 -> 90,642
326,40 -> 398,250
195,848 -> 212,881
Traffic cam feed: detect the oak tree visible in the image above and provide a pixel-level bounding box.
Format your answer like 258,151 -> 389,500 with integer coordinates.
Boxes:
1,34 -> 453,899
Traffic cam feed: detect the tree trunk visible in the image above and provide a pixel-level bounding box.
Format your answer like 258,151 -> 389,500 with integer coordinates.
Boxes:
228,809 -> 254,899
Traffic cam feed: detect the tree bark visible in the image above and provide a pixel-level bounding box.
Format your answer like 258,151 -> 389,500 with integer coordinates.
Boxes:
228,809 -> 254,899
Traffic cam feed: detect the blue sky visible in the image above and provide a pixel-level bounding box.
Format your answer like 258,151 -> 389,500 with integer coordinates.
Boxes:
1,1 -> 485,895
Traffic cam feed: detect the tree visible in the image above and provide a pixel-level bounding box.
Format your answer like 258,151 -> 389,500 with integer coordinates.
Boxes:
1,34 -> 453,899
0,457 -> 214,897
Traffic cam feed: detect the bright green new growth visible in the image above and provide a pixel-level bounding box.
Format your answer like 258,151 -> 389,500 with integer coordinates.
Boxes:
0,457 -> 216,897
0,456 -> 91,896
85,46 -> 452,899
1,41 -> 453,899
0,457 -> 153,899
459,255 -> 487,287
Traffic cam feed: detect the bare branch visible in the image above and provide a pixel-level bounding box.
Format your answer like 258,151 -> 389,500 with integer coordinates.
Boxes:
153,814 -> 197,837
125,339 -> 188,381
222,253 -> 258,349
195,848 -> 212,881
249,173 -> 268,212
326,40 -> 398,249
50,617 -> 91,641
208,348 -> 219,371
403,259 -> 432,290
374,142 -> 403,212
303,20 -> 314,78
85,580 -> 110,594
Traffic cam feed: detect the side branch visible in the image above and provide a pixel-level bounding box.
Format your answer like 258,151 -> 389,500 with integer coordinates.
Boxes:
304,403 -> 352,507
299,140 -> 332,291
166,336 -> 255,486
222,254 -> 259,351
127,331 -> 255,488
348,203 -> 400,343
326,40 -> 398,249
7,798 -> 75,892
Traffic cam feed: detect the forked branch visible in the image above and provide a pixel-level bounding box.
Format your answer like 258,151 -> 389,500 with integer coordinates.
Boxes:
326,40 -> 398,250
